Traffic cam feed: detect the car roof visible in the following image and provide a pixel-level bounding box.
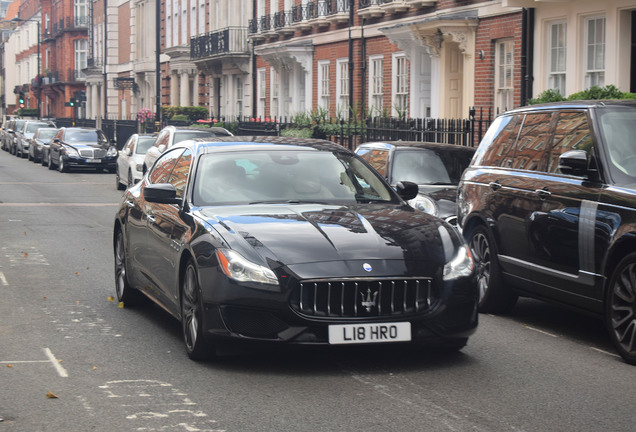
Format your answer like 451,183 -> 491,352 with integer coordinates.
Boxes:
502,99 -> 636,115
176,135 -> 350,154
357,141 -> 476,153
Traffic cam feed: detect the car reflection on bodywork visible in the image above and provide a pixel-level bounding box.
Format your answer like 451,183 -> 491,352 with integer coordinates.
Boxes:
113,136 -> 478,360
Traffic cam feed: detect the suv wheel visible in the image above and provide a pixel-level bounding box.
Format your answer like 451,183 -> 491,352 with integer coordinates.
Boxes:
606,253 -> 636,365
466,224 -> 517,314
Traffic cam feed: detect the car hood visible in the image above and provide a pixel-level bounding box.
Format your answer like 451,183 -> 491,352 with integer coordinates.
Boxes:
197,203 -> 458,275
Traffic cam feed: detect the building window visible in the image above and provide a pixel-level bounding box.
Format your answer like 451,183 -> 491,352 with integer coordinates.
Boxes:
198,0 -> 205,34
495,39 -> 514,114
369,55 -> 384,116
236,76 -> 243,116
393,53 -> 409,117
318,61 -> 329,115
257,68 -> 266,118
74,0 -> 87,26
548,21 -> 566,96
336,58 -> 349,119
584,16 -> 605,88
74,39 -> 88,79
166,0 -> 172,47
271,68 -> 279,118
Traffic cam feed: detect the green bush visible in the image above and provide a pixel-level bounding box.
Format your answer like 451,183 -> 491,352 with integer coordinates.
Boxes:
15,108 -> 38,117
281,127 -> 313,138
161,106 -> 209,122
527,89 -> 566,105
530,85 -> 636,105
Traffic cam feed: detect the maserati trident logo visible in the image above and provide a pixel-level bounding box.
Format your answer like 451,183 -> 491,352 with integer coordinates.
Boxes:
360,288 -> 379,312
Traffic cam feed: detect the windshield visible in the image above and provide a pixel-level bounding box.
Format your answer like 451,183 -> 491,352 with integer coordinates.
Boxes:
390,148 -> 474,185
193,150 -> 396,206
135,137 -> 156,154
597,106 -> 636,187
26,122 -> 52,134
35,129 -> 57,140
65,129 -> 107,144
174,130 -> 220,144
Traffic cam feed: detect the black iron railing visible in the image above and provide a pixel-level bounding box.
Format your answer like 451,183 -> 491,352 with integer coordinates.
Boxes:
190,27 -> 249,59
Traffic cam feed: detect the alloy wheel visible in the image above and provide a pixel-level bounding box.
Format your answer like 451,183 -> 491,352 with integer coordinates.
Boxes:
469,231 -> 491,302
607,256 -> 636,364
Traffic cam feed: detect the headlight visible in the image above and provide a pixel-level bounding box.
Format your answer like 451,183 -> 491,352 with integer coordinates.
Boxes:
216,248 -> 279,288
107,146 -> 118,156
443,245 -> 474,281
409,194 -> 439,216
64,147 -> 80,158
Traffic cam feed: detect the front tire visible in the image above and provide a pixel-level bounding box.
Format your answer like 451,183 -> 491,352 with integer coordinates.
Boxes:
181,260 -> 215,360
466,224 -> 517,314
606,253 -> 636,365
58,155 -> 68,173
48,153 -> 56,170
116,168 -> 125,190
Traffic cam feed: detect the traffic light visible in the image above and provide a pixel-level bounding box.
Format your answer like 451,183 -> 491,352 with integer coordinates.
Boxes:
18,91 -> 25,106
69,99 -> 75,107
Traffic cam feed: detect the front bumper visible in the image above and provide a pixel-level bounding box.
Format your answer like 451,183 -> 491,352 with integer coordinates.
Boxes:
199,269 -> 478,346
63,155 -> 117,169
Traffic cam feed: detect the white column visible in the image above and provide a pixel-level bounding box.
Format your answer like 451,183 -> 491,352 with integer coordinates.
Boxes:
180,72 -> 190,106
171,72 -> 179,105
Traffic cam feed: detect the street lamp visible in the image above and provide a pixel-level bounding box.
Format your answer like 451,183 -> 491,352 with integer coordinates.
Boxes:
12,17 -> 40,118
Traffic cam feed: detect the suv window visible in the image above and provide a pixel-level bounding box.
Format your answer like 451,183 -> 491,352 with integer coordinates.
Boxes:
547,111 -> 593,174
473,115 -> 520,167
511,113 -> 554,171
358,148 -> 389,177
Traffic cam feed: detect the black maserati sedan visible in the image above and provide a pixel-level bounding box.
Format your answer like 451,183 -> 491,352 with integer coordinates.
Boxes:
113,136 -> 478,360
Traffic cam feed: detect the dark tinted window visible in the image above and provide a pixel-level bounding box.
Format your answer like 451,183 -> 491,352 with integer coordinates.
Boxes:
512,113 -> 554,171
149,148 -> 185,184
548,111 -> 592,174
391,148 -> 474,185
473,115 -> 520,167
167,150 -> 192,198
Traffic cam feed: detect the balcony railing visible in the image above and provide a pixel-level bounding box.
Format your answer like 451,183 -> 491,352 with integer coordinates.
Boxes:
249,0 -> 352,35
51,15 -> 89,36
190,27 -> 249,60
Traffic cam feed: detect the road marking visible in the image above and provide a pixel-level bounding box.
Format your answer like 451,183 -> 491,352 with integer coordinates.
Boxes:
523,325 -> 558,338
0,272 -> 7,286
0,348 -> 68,378
44,347 -> 69,377
590,347 -> 620,358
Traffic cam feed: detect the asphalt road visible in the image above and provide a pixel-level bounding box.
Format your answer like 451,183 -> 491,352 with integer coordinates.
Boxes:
1,148 -> 635,432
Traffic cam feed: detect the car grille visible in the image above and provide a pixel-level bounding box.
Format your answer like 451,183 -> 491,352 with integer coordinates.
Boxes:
291,278 -> 437,318
79,148 -> 107,158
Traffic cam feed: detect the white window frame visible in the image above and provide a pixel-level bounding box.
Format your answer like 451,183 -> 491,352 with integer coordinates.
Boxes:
318,60 -> 330,114
547,20 -> 566,96
584,15 -> 605,88
336,58 -> 349,119
236,76 -> 244,116
257,68 -> 266,118
494,39 -> 514,114
270,67 -> 280,118
74,38 -> 88,79
392,53 -> 409,117
368,55 -> 384,117
74,0 -> 87,26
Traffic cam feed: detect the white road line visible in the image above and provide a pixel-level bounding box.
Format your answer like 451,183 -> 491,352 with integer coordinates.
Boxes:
0,272 -> 7,286
44,348 -> 69,378
590,347 -> 621,358
523,325 -> 559,338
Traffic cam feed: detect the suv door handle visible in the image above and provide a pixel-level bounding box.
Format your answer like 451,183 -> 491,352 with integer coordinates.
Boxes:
535,188 -> 552,200
489,181 -> 502,191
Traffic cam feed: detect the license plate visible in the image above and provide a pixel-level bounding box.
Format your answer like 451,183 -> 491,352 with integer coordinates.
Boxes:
87,159 -> 102,163
328,322 -> 411,345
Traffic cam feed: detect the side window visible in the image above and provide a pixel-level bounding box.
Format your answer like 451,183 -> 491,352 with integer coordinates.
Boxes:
123,136 -> 134,153
512,113 -> 555,171
359,149 -> 389,177
475,115 -> 521,168
547,111 -> 592,174
167,149 -> 192,198
149,148 -> 185,184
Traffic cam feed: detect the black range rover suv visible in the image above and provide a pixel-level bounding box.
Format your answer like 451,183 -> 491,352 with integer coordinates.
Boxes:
457,100 -> 636,364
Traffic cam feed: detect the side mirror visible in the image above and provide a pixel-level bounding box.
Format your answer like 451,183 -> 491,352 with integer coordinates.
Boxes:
157,144 -> 166,153
395,181 -> 419,201
143,183 -> 182,205
558,150 -> 589,176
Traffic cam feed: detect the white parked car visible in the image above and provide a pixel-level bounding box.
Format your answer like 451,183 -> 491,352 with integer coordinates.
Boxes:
116,134 -> 157,190
142,125 -> 233,174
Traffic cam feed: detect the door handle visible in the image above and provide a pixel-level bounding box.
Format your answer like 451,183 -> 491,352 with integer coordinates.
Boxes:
125,200 -> 135,208
489,181 -> 502,191
535,188 -> 551,200
147,215 -> 156,223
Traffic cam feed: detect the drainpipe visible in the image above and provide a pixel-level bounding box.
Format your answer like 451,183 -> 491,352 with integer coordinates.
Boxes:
520,8 -> 535,106
252,0 -> 258,118
155,0 -> 161,124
